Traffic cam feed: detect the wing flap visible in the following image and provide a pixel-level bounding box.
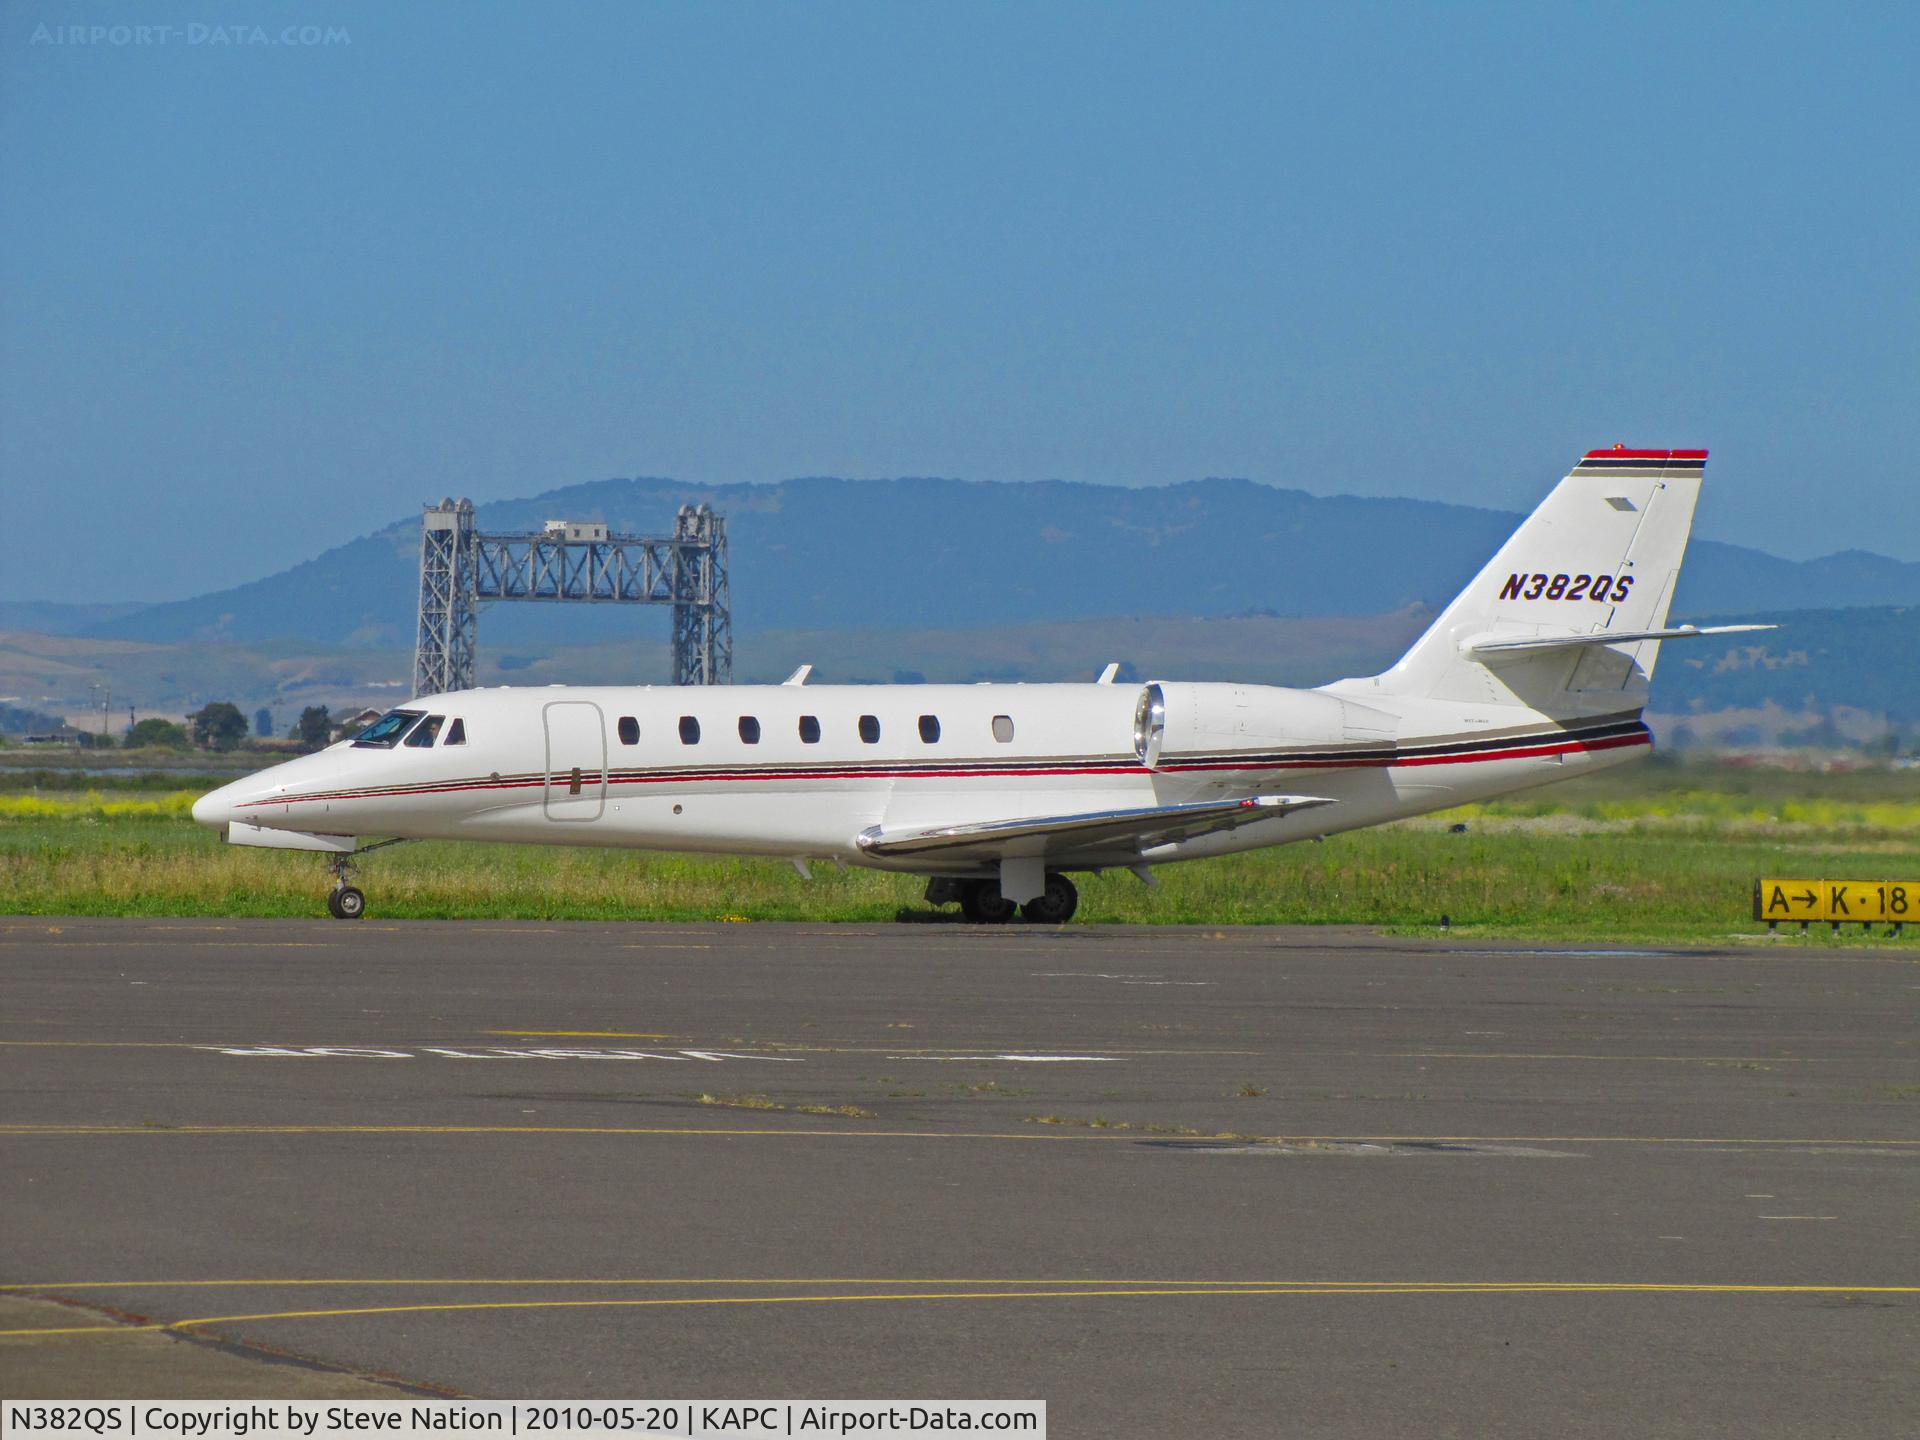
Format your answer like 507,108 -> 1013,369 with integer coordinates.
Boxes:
857,794 -> 1336,862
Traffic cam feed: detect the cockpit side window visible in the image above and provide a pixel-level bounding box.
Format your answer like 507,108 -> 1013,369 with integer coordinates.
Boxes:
404,715 -> 446,748
444,718 -> 467,745
351,709 -> 424,749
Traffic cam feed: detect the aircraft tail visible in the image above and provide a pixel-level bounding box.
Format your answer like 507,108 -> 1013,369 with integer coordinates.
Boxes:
1349,448 -> 1766,718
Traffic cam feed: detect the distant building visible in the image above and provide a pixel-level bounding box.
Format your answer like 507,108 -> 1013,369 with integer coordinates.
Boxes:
21,725 -> 90,747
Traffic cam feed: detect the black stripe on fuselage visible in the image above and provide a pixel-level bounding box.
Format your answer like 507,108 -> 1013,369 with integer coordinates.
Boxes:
239,716 -> 1649,810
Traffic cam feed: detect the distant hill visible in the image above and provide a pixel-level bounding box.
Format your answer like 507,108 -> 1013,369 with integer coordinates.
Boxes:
1653,603 -> 1920,723
83,476 -> 1920,650
12,602 -> 1915,747
0,600 -> 152,636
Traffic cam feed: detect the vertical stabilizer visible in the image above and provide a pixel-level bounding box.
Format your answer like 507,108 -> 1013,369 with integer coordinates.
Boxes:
1355,448 -> 1709,717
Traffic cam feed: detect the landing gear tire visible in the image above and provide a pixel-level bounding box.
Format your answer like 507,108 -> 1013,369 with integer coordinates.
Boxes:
1021,873 -> 1079,925
959,880 -> 1018,924
321,840 -> 404,919
327,885 -> 366,921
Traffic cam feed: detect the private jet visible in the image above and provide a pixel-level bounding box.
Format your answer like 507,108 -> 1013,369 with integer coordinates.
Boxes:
194,448 -> 1765,921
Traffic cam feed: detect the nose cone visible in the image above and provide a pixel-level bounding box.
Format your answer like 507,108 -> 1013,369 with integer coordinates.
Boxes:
192,779 -> 244,829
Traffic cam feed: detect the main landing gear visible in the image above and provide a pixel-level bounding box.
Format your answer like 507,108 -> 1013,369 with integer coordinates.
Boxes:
1020,872 -> 1079,925
937,873 -> 1080,925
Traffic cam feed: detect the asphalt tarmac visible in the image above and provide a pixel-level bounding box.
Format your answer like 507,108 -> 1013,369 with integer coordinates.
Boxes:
2,917 -> 1916,1436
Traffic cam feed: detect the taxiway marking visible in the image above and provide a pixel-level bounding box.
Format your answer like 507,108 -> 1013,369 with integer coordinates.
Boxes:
11,1277 -> 1912,1293
1395,1052 -> 1841,1064
0,941 -> 344,949
0,1124 -> 1085,1140
887,1054 -> 1119,1063
5,1282 -> 1917,1338
4,1124 -> 1917,1147
484,1030 -> 679,1038
190,1046 -> 802,1062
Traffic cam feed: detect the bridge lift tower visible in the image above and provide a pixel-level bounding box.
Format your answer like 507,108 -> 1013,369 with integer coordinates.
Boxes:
413,498 -> 731,697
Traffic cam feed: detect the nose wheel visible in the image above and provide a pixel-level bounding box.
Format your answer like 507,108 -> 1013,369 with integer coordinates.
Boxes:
322,838 -> 404,919
325,852 -> 365,920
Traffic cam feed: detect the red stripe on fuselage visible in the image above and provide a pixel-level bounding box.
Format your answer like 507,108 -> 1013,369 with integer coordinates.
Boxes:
239,730 -> 1649,810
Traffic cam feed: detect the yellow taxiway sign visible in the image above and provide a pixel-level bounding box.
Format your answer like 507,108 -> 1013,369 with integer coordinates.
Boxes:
1754,879 -> 1914,926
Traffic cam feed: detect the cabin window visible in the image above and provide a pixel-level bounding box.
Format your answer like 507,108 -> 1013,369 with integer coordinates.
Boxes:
738,716 -> 761,744
351,709 -> 423,749
404,715 -> 446,748
617,716 -> 639,746
992,714 -> 1014,743
918,714 -> 941,743
679,716 -> 701,744
798,715 -> 821,744
858,714 -> 881,744
444,718 -> 467,746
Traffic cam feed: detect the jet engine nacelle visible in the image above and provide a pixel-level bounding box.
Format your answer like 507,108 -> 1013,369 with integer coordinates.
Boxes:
1133,682 -> 1396,768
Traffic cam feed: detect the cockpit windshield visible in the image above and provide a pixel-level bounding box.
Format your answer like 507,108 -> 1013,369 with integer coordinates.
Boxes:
351,709 -> 425,749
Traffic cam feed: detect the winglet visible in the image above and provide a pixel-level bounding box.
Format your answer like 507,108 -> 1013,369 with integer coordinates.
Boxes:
1096,663 -> 1120,684
782,664 -> 813,686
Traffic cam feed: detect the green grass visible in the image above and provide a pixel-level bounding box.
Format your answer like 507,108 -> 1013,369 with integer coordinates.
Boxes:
1,760 -> 1917,940
0,767 -> 242,795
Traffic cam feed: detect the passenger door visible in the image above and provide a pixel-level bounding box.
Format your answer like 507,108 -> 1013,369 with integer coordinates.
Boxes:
542,701 -> 607,821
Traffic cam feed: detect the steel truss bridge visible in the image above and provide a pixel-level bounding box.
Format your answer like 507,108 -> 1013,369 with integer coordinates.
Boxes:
413,498 -> 730,696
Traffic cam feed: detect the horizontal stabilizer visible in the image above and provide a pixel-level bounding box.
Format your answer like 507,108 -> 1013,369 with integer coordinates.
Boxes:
857,794 -> 1335,862
1460,623 -> 1775,659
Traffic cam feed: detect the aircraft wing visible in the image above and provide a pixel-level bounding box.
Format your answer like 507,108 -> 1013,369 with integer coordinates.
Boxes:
856,794 -> 1336,863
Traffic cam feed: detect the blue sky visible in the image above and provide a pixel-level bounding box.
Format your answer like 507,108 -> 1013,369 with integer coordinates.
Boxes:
3,0 -> 1916,603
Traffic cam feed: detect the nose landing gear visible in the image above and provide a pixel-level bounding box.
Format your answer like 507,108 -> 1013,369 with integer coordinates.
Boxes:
321,838 -> 405,920
326,853 -> 365,920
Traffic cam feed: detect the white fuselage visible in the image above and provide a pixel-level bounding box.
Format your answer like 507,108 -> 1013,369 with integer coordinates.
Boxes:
194,680 -> 1650,878
192,444 -> 1718,915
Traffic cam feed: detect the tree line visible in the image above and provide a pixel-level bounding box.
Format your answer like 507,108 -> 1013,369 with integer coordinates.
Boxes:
120,703 -> 363,753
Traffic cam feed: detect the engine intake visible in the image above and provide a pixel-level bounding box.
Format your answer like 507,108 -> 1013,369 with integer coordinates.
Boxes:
1133,682 -> 1395,768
